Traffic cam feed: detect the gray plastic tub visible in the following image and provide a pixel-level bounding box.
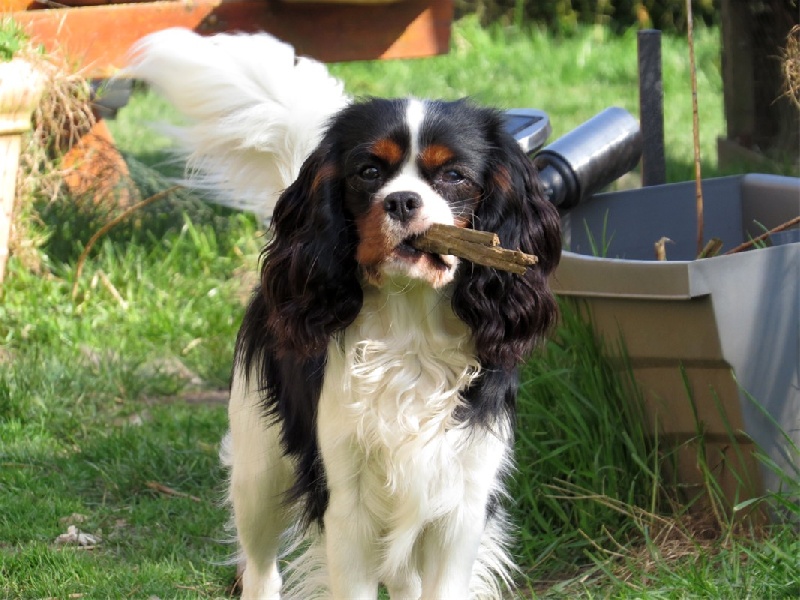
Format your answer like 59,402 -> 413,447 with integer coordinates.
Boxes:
552,174 -> 800,508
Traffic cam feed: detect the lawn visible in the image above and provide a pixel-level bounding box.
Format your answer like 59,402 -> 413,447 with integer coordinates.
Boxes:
2,17 -> 798,599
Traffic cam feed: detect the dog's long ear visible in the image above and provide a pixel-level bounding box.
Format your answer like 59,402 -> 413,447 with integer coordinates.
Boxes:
260,141 -> 363,358
452,118 -> 562,370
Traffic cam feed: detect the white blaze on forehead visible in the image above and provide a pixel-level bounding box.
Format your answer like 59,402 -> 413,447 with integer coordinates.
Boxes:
394,98 -> 427,182
405,98 -> 426,159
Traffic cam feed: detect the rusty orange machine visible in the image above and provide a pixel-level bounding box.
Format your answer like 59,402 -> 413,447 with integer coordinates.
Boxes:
4,0 -> 454,76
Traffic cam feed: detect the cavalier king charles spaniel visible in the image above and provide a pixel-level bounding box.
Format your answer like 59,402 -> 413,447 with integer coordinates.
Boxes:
127,29 -> 561,599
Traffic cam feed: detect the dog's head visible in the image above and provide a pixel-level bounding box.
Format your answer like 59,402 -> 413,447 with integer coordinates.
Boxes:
260,97 -> 561,368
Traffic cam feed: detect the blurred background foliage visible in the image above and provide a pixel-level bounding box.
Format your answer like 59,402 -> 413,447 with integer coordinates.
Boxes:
456,0 -> 717,33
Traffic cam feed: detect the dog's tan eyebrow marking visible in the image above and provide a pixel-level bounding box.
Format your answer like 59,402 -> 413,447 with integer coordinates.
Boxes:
419,144 -> 455,171
371,138 -> 404,165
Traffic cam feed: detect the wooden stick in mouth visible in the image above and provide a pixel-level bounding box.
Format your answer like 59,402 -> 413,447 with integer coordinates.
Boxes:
410,223 -> 538,275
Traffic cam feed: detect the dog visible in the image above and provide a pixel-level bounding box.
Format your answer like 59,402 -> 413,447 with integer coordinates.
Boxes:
127,30 -> 562,599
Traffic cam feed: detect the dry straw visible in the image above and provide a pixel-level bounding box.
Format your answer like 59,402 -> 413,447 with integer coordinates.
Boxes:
782,24 -> 800,110
9,41 -> 97,272
15,45 -> 96,203
9,34 -> 142,275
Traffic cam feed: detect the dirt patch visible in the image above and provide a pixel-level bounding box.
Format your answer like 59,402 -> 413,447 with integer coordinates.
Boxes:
147,389 -> 229,406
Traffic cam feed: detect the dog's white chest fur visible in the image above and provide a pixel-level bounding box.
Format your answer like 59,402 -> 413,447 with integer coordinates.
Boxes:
322,284 -> 479,507
312,284 -> 511,595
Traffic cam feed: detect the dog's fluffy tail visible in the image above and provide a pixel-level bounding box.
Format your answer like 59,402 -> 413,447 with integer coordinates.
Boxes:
124,28 -> 349,221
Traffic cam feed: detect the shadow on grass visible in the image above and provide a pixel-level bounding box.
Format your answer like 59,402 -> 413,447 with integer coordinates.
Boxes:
35,151 -> 259,266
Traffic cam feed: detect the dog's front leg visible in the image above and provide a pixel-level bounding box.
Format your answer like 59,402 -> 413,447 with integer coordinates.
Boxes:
317,350 -> 381,599
420,507 -> 486,599
226,372 -> 294,600
322,477 -> 380,599
420,429 -> 511,599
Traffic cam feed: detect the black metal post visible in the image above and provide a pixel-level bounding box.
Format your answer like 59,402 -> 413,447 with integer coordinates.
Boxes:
637,29 -> 666,186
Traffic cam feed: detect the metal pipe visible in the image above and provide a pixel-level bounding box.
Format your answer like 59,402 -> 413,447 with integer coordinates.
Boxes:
534,107 -> 642,209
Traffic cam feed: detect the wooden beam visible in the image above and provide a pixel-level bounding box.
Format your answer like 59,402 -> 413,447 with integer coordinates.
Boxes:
8,0 -> 453,77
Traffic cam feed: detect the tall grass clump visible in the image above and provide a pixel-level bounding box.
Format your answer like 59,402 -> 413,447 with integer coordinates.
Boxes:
737,385 -> 800,524
511,301 -> 800,596
510,300 -> 662,580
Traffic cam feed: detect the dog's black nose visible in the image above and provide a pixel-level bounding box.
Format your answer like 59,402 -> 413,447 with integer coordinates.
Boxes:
383,192 -> 422,223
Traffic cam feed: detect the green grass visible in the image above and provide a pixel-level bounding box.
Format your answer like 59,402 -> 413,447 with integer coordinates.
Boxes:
1,209 -> 258,596
1,18 -> 30,61
509,302 -> 660,578
2,18 -> 798,599
2,402 -> 231,597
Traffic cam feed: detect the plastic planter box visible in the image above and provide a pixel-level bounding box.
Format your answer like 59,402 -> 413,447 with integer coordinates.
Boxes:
552,174 -> 800,508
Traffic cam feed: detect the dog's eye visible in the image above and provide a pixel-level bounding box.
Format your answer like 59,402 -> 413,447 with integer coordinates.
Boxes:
359,166 -> 381,181
440,169 -> 466,184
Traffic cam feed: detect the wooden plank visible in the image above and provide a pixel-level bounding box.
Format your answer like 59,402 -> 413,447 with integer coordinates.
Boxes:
8,0 -> 453,77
